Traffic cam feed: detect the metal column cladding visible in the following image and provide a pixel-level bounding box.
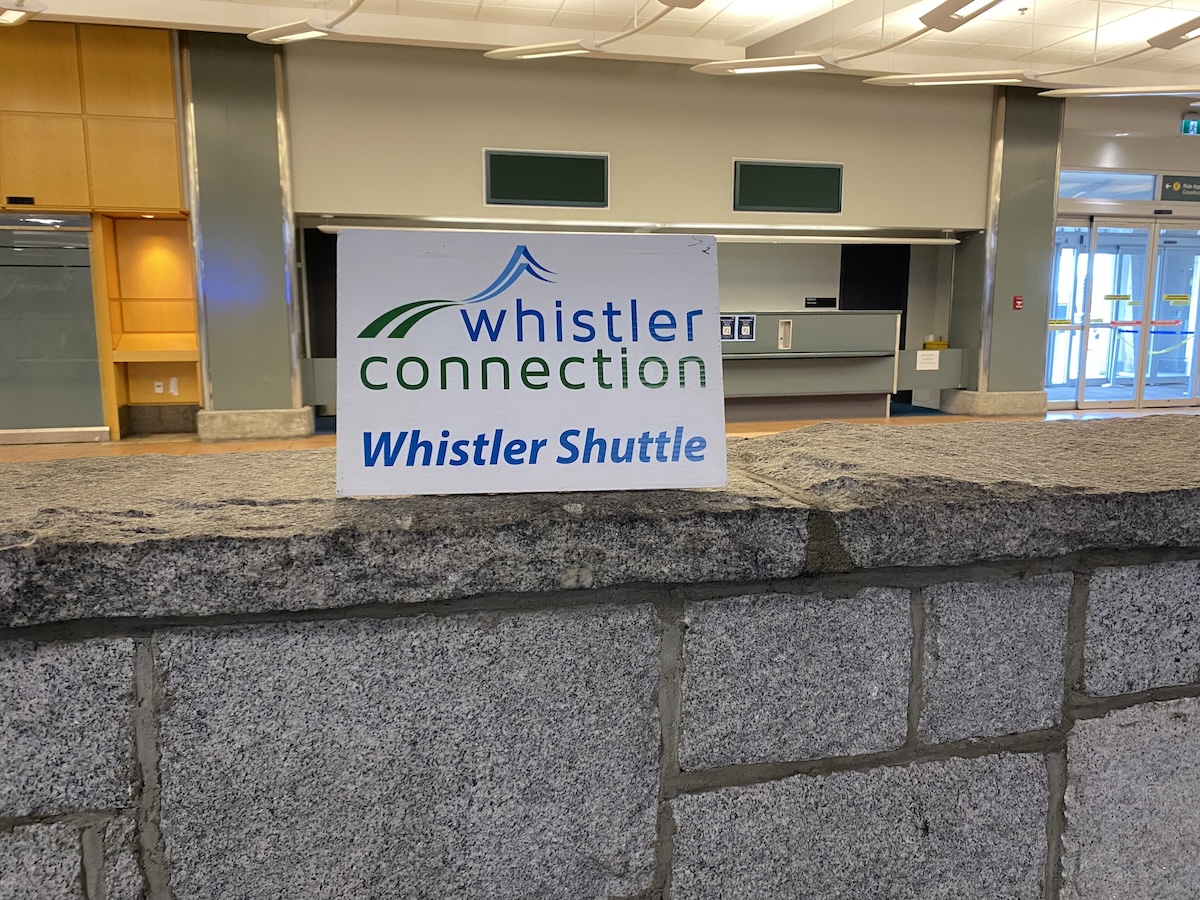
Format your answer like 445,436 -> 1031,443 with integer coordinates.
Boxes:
950,86 -> 1063,394
182,33 -> 297,412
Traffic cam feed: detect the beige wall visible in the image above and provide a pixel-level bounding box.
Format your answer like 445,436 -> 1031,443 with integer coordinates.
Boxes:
284,43 -> 994,230
715,243 -> 841,311
1062,96 -> 1200,174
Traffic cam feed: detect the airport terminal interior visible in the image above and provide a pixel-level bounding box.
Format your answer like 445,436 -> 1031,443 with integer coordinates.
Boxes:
1,0 -> 1199,449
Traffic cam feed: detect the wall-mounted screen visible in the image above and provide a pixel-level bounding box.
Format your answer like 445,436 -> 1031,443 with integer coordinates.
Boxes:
485,150 -> 608,208
733,160 -> 842,214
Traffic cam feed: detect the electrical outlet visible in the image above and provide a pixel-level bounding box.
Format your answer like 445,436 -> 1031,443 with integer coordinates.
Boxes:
153,381 -> 164,394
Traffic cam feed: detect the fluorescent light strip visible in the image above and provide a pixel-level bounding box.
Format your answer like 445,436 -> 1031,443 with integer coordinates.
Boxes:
731,63 -> 824,74
485,40 -> 596,60
692,54 -> 828,76
920,0 -> 1004,32
0,0 -> 44,26
864,69 -> 1030,87
1147,14 -> 1200,50
247,20 -> 337,43
1038,85 -> 1200,98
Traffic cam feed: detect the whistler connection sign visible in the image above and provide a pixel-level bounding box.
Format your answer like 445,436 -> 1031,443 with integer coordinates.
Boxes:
336,231 -> 727,496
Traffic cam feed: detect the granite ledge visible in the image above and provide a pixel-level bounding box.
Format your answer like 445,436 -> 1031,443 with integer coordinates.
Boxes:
2,417 -> 1199,626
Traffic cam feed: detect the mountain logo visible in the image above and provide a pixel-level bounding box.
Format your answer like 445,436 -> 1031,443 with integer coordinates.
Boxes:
357,245 -> 555,339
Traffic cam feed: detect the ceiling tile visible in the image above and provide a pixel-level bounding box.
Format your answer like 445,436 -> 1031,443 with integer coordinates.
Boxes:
394,0 -> 481,18
480,0 -> 564,9
549,10 -> 636,29
475,5 -> 558,23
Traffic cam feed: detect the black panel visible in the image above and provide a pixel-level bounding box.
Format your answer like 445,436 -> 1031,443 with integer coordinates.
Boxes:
733,161 -> 841,213
840,244 -> 911,400
486,151 -> 607,208
302,228 -> 338,359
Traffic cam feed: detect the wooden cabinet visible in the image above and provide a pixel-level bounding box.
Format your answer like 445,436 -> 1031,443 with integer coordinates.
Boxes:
0,114 -> 90,207
0,23 -> 82,114
79,25 -> 176,119
0,22 -> 184,213
87,118 -> 182,210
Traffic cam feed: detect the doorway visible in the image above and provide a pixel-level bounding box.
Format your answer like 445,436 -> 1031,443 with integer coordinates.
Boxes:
1046,218 -> 1200,409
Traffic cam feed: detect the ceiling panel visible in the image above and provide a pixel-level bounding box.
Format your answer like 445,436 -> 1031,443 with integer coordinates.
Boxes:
41,0 -> 1200,87
475,6 -> 559,24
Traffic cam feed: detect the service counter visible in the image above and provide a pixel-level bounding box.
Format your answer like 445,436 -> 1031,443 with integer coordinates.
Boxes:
721,310 -> 964,420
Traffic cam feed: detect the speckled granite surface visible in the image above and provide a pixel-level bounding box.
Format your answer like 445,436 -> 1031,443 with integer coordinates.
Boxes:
2,417 -> 1199,626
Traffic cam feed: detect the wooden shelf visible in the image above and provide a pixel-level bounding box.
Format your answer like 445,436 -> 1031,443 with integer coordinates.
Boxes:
113,332 -> 198,362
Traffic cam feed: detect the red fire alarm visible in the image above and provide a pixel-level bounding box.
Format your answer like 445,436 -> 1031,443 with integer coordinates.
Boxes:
1013,295 -> 1025,310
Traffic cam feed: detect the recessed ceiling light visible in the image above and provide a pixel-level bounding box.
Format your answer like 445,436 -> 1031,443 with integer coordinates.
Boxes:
1114,132 -> 1131,137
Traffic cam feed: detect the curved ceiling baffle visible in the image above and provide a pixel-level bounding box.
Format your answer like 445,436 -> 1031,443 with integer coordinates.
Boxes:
484,0 -> 706,61
247,0 -> 369,44
692,0 -> 1005,75
865,10 -> 1200,87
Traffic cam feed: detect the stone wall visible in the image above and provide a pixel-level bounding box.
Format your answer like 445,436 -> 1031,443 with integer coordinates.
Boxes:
3,418 -> 1199,899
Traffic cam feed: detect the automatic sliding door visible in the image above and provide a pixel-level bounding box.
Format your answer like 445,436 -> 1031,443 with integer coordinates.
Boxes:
1082,226 -> 1151,407
1045,225 -> 1089,406
1142,227 -> 1200,405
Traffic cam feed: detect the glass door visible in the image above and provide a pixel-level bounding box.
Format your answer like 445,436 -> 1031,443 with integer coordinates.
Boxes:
1045,219 -> 1200,408
1045,224 -> 1090,405
1141,227 -> 1200,406
1081,224 -> 1152,407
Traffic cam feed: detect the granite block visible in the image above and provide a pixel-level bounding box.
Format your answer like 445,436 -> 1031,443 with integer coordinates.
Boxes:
0,640 -> 136,816
728,417 -> 1200,568
1085,561 -> 1200,696
680,588 -> 910,769
920,575 -> 1071,743
0,824 -> 83,900
0,452 -> 807,626
156,606 -> 660,900
103,815 -> 143,900
673,753 -> 1047,900
1063,698 -> 1200,900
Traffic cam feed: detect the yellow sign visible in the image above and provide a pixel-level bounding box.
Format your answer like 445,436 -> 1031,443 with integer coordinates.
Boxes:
1048,319 -> 1072,326
1164,295 -> 1192,305
1104,294 -> 1132,301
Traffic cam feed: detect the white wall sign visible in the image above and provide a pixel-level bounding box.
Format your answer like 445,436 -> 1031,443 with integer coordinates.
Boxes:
915,350 -> 940,371
336,231 -> 727,496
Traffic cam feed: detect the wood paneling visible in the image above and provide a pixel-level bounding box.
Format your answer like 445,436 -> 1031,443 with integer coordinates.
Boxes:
113,218 -> 193,297
0,114 -> 89,207
126,361 -> 200,404
119,301 -> 197,333
0,23 -> 82,114
79,25 -> 175,119
88,118 -> 182,209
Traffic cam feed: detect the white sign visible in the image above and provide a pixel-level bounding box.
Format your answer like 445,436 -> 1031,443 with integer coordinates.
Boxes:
336,231 -> 727,496
915,350 -> 940,371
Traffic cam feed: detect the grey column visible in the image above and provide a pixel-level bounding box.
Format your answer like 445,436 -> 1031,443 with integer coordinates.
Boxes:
183,33 -> 310,438
945,87 -> 1063,415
